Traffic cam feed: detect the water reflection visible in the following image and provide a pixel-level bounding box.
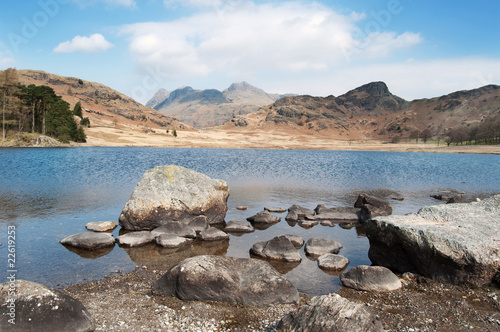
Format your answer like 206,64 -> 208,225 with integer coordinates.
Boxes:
62,244 -> 115,259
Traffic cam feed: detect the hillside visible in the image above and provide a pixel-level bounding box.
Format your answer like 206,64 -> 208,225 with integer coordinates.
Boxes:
149,82 -> 294,128
17,70 -> 189,135
224,81 -> 500,141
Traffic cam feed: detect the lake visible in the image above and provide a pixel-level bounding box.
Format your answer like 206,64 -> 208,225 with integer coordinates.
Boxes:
0,147 -> 498,296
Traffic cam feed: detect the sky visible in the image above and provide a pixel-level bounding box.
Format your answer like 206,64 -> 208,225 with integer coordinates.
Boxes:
0,0 -> 499,104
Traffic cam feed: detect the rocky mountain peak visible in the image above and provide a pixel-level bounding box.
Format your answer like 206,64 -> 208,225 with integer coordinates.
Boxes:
146,88 -> 170,108
350,81 -> 390,97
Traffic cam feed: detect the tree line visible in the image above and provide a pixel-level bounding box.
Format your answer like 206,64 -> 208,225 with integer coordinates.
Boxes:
444,116 -> 500,146
1,68 -> 86,143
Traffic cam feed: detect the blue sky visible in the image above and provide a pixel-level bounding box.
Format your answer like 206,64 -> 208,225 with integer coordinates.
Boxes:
1,0 -> 499,104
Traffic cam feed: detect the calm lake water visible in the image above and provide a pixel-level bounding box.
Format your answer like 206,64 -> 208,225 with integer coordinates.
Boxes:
0,147 -> 499,295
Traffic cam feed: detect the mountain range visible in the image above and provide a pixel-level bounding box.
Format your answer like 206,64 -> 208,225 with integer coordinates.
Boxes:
147,82 -> 295,128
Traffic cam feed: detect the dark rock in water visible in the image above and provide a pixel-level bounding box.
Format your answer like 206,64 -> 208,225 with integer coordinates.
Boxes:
60,232 -> 115,250
281,234 -> 305,249
446,195 -> 476,204
246,210 -> 281,224
224,220 -> 254,233
250,235 -> 302,262
431,193 -> 454,201
285,205 -> 315,223
297,219 -> 319,228
363,195 -> 500,286
152,255 -> 299,306
310,205 -> 360,221
119,165 -> 230,230
198,227 -> 229,241
116,231 -> 155,247
0,280 -> 95,332
264,206 -> 287,213
304,238 -> 342,257
156,234 -> 193,248
85,220 -> 118,232
278,293 -> 383,332
389,192 -> 405,201
340,265 -> 402,291
317,253 -> 349,271
355,193 -> 392,221
151,222 -> 197,239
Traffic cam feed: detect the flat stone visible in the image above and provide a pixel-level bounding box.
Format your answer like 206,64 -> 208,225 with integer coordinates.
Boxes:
198,227 -> 229,241
60,232 -> 115,250
297,219 -> 319,228
0,280 -> 95,332
281,234 -> 305,249
247,211 -> 281,224
187,215 -> 209,233
85,220 -> 118,232
224,220 -> 254,233
363,195 -> 500,286
311,205 -> 360,221
156,234 -> 193,248
285,205 -> 315,223
151,222 -> 197,239
264,207 -> 287,213
340,265 -> 402,291
235,206 -> 247,210
278,293 -> 383,332
153,255 -> 299,306
250,235 -> 302,262
116,231 -> 155,247
355,193 -> 393,221
317,253 -> 349,271
304,238 -> 343,257
119,165 -> 230,230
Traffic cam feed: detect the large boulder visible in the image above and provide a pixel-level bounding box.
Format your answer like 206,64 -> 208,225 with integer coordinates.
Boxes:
59,232 -> 115,250
340,265 -> 402,291
278,293 -> 383,332
250,235 -> 302,262
0,280 -> 94,332
119,165 -> 229,230
152,255 -> 299,306
363,195 -> 500,286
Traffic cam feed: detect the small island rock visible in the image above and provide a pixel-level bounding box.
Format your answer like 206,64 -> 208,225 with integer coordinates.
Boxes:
60,232 -> 115,250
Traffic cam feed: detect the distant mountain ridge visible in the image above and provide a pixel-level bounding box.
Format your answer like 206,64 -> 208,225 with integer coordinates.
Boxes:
225,81 -> 500,141
148,82 -> 295,128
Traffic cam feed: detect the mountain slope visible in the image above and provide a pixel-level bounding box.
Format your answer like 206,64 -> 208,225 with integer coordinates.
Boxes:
149,82 -> 294,128
224,81 -> 500,141
18,70 -> 188,133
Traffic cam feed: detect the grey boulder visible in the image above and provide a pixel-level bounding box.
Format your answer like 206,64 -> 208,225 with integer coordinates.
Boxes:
250,235 -> 302,262
224,220 -> 255,233
247,211 -> 281,224
151,222 -> 197,239
0,280 -> 94,332
317,254 -> 349,271
60,232 -> 115,250
285,205 -> 315,223
119,165 -> 229,230
278,293 -> 383,332
354,193 -> 393,221
363,195 -> 500,286
304,238 -> 343,258
156,234 -> 193,248
198,227 -> 229,241
152,255 -> 299,306
340,265 -> 402,291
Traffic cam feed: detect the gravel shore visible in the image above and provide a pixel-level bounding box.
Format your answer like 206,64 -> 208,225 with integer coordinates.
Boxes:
64,266 -> 500,332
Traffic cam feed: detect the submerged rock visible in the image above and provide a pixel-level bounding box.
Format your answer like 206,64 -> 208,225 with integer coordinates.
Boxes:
152,255 -> 299,306
278,293 -> 383,332
363,195 -> 500,286
119,165 -> 229,230
60,232 -> 115,250
0,280 -> 95,332
340,265 -> 402,291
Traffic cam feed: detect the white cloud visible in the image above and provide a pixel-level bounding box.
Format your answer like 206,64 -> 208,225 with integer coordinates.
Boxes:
121,1 -> 421,81
53,34 -> 113,53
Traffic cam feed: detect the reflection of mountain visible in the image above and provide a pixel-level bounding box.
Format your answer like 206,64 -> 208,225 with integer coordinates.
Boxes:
62,244 -> 115,259
123,239 -> 229,270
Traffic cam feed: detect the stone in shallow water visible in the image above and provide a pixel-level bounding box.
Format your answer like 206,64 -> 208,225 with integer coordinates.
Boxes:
116,231 -> 155,247
156,234 -> 193,248
246,210 -> 281,224
85,220 -> 118,232
152,255 -> 299,306
317,253 -> 349,271
250,235 -> 302,262
224,220 -> 254,233
60,232 -> 115,250
151,222 -> 197,239
119,165 -> 230,230
340,265 -> 402,291
304,238 -> 342,257
198,227 -> 229,241
264,206 -> 287,213
0,280 -> 95,332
